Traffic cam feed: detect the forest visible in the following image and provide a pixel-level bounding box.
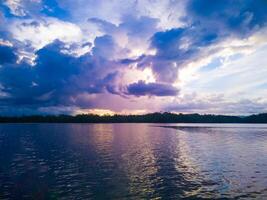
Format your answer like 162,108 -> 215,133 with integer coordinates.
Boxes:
0,112 -> 267,123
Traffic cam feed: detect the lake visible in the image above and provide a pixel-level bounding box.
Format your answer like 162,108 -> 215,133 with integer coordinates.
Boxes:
0,123 -> 267,199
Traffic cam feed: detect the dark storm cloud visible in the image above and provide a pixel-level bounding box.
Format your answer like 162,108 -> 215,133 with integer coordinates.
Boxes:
186,0 -> 267,36
142,0 -> 267,84
1,0 -> 267,115
92,35 -> 117,59
0,45 -> 17,64
145,27 -> 218,83
120,54 -> 146,65
0,38 -> 121,108
126,81 -> 179,97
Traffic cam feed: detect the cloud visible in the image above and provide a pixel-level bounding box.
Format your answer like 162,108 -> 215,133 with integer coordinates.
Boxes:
1,0 -> 267,115
3,0 -> 42,17
0,39 -> 122,109
92,35 -> 125,60
126,80 -> 179,97
60,0 -> 184,28
89,15 -> 160,58
0,44 -> 17,64
186,0 -> 267,37
141,27 -> 219,83
0,35 -> 177,110
3,0 -> 28,16
119,15 -> 159,39
182,44 -> 267,99
8,17 -> 83,50
138,0 -> 267,85
165,93 -> 267,115
89,14 -> 159,40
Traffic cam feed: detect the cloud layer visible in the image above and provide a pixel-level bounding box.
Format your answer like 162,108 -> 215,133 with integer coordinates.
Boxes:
0,0 -> 267,115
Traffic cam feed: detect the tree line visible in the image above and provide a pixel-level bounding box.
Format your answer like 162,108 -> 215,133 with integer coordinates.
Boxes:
0,112 -> 267,123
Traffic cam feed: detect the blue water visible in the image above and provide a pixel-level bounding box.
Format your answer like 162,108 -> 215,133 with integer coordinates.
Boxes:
0,123 -> 266,199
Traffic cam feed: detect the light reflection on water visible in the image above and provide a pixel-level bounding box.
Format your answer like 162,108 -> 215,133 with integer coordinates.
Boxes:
0,123 -> 266,199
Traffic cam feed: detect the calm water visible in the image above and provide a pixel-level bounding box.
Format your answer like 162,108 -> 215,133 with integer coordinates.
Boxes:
0,123 -> 267,199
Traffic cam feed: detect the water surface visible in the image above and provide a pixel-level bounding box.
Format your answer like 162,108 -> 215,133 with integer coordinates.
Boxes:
0,123 -> 266,199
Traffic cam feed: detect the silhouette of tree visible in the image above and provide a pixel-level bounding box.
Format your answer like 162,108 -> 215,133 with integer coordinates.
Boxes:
0,112 -> 266,123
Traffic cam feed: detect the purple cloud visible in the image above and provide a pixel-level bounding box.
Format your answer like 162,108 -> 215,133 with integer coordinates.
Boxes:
0,0 -> 267,115
126,81 -> 179,97
0,39 -> 121,109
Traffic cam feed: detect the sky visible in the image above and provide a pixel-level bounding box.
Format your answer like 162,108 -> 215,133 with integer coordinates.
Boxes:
0,0 -> 267,116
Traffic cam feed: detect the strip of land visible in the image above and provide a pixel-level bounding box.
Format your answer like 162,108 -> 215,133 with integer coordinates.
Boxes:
0,112 -> 267,123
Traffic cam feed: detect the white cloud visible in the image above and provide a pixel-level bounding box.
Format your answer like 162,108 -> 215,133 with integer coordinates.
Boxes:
173,42 -> 267,114
3,0 -> 41,16
2,0 -> 267,115
8,17 -> 83,50
59,0 -> 185,28
178,28 -> 267,88
4,0 -> 27,16
166,92 -> 267,115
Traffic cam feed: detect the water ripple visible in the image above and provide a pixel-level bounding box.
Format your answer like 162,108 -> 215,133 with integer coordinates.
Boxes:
0,123 -> 266,199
